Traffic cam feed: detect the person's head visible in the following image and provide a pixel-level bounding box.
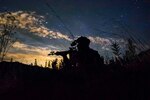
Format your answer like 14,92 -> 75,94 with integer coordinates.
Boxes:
75,36 -> 90,51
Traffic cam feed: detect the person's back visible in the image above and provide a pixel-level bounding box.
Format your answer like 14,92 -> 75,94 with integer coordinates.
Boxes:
75,48 -> 103,69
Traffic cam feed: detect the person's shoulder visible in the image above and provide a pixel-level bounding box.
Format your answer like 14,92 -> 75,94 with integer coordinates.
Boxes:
89,48 -> 99,55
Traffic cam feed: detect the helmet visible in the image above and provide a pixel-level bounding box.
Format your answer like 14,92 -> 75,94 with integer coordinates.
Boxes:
76,36 -> 90,46
71,36 -> 90,46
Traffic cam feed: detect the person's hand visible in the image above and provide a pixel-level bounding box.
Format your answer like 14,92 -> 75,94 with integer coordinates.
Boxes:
48,51 -> 55,56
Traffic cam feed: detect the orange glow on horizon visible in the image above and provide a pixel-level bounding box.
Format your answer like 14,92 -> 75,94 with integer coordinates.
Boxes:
5,53 -> 63,67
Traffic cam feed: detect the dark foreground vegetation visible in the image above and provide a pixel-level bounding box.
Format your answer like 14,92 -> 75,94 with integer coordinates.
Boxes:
0,50 -> 150,100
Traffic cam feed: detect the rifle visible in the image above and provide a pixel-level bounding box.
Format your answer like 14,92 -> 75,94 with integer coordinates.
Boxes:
48,50 -> 70,56
48,39 -> 77,56
48,46 -> 77,55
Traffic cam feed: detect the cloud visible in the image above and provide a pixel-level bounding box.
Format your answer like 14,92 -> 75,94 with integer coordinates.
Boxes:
88,36 -> 112,46
30,26 -> 72,41
88,36 -> 126,47
0,11 -> 72,41
12,41 -> 57,56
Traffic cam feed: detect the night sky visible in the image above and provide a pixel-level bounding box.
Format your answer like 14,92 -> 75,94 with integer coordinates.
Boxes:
0,0 -> 150,66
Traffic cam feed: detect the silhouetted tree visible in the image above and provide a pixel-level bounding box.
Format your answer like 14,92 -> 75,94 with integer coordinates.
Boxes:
31,63 -> 33,66
10,58 -> 13,62
111,42 -> 121,60
45,60 -> 47,67
125,39 -> 137,61
111,42 -> 124,66
34,59 -> 37,66
52,59 -> 58,70
59,59 -> 64,69
48,61 -> 51,68
0,12 -> 18,61
105,57 -> 109,65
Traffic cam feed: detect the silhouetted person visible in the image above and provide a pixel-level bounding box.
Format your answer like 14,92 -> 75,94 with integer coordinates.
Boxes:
68,36 -> 105,86
48,36 -> 104,71
70,36 -> 104,71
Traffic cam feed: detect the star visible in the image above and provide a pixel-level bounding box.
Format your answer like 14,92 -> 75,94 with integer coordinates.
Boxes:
137,6 -> 140,9
133,0 -> 138,5
120,15 -> 124,18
